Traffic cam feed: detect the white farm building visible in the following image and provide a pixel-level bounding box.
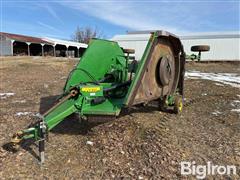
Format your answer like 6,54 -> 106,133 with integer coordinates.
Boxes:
112,31 -> 240,61
0,32 -> 87,57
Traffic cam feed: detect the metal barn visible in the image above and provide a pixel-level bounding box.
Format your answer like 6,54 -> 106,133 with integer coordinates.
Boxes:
112,31 -> 240,61
0,32 -> 87,57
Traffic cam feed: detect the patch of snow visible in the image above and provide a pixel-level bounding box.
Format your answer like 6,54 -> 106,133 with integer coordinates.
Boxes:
15,112 -> 43,117
33,113 -> 44,119
86,141 -> 94,146
231,100 -> 240,107
212,111 -> 222,116
0,92 -> 15,96
15,112 -> 32,116
230,99 -> 240,114
13,100 -> 26,103
231,109 -> 240,113
185,71 -> 240,88
0,92 -> 15,99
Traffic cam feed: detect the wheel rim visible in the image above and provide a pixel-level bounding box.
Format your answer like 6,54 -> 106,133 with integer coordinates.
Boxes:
159,57 -> 173,86
178,101 -> 183,112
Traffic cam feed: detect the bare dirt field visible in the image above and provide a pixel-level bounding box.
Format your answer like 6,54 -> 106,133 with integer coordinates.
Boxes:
0,56 -> 239,179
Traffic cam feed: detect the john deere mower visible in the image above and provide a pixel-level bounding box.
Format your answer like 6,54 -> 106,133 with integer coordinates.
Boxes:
11,31 -> 186,163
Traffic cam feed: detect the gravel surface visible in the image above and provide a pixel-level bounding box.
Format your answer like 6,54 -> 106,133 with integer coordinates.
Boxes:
0,57 -> 239,179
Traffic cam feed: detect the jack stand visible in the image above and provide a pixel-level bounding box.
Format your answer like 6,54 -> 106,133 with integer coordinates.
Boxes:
39,139 -> 45,164
39,121 -> 47,164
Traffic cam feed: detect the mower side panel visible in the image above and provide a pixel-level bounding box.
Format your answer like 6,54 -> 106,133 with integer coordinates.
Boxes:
124,31 -> 185,106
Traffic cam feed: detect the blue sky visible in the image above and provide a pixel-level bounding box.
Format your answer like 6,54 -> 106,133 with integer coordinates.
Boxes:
1,0 -> 239,40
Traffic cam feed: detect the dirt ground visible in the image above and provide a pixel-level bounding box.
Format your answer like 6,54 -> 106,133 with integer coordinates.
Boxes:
0,56 -> 239,179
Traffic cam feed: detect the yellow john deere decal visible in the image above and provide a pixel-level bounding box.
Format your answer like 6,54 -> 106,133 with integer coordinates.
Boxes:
81,87 -> 100,93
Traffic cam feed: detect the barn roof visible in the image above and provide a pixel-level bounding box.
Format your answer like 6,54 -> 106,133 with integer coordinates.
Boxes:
0,32 -> 53,45
0,32 -> 88,48
43,37 -> 88,48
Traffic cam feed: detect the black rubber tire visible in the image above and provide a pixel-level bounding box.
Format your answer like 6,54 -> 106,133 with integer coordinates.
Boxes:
122,48 -> 135,54
173,97 -> 183,114
191,45 -> 210,52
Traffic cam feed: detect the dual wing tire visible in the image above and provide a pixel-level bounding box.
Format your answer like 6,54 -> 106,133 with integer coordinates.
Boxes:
191,45 -> 210,52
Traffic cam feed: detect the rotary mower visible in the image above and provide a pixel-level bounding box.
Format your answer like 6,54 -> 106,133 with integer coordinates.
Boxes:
11,31 -> 186,163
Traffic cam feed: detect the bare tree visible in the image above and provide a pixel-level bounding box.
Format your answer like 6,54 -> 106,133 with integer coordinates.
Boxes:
71,26 -> 104,44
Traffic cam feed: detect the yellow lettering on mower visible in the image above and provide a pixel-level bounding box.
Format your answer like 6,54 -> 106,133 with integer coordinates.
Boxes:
81,87 -> 101,93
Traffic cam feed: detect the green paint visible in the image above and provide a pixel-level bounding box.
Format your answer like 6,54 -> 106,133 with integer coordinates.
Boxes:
167,95 -> 174,106
20,39 -> 129,140
123,33 -> 155,105
186,52 -> 201,61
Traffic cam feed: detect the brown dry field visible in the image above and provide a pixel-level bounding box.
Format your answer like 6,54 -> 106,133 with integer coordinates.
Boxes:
0,56 -> 239,179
